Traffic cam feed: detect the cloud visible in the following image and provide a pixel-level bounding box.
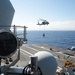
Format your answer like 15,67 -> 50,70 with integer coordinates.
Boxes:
46,20 -> 75,30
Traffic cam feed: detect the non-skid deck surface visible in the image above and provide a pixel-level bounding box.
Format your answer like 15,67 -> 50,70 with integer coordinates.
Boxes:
12,44 -> 75,67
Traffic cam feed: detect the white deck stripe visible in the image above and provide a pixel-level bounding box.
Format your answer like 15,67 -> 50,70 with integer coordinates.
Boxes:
20,50 -> 30,56
20,48 -> 33,56
32,44 -> 50,51
21,47 -> 61,61
25,46 -> 39,52
70,56 -> 75,58
21,47 -> 62,71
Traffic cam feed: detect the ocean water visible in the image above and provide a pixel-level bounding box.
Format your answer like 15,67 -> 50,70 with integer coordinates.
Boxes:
26,31 -> 75,49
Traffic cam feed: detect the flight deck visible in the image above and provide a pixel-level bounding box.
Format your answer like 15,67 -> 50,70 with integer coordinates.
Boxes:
14,44 -> 75,67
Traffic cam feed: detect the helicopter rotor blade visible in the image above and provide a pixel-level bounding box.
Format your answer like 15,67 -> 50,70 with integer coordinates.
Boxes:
39,18 -> 46,21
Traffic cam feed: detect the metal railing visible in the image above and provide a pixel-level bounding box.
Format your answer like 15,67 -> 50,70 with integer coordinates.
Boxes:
0,25 -> 27,42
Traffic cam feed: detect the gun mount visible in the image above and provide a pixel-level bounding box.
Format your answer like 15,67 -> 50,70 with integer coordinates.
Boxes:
0,25 -> 27,74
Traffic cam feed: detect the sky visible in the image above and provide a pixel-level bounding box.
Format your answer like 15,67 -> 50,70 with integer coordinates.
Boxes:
10,0 -> 75,30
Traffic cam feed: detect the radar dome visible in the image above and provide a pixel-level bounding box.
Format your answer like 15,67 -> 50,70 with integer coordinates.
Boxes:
34,51 -> 58,75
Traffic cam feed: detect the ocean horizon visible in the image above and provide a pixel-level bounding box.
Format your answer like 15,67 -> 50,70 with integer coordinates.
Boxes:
16,30 -> 75,49
26,30 -> 75,49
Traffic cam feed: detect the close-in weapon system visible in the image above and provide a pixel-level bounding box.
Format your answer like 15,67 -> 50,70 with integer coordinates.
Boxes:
0,0 -> 58,75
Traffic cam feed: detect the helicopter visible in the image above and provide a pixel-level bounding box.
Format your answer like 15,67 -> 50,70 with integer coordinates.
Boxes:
37,18 -> 49,37
37,18 -> 49,25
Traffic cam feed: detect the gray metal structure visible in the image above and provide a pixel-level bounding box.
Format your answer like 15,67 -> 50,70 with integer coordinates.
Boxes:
0,0 -> 15,30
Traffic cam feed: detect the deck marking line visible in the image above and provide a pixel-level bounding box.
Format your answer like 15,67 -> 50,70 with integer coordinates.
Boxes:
24,46 -> 62,60
20,50 -> 30,56
21,48 -> 66,63
54,56 -> 58,59
32,45 -> 50,51
25,46 -> 39,52
20,48 -> 33,56
70,56 -> 75,58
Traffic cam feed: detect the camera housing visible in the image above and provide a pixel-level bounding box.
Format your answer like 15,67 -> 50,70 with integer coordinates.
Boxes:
0,30 -> 18,58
